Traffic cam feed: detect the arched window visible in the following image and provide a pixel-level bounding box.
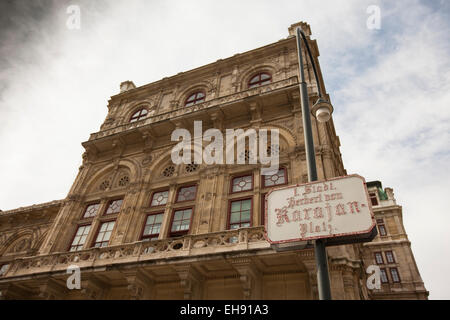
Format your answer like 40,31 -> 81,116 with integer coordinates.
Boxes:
185,91 -> 205,107
130,108 -> 148,123
248,72 -> 272,88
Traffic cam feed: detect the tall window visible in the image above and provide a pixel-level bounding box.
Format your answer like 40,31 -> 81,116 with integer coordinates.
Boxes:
390,268 -> 401,283
262,168 -> 287,187
380,268 -> 389,284
176,185 -> 197,202
69,225 -> 91,251
142,213 -> 164,240
369,192 -> 378,206
93,221 -> 115,248
151,190 -> 169,207
105,199 -> 123,215
130,108 -> 148,122
185,92 -> 205,107
374,252 -> 384,265
229,198 -> 252,230
385,251 -> 395,264
170,208 -> 193,236
377,218 -> 387,236
248,73 -> 272,88
231,175 -> 253,193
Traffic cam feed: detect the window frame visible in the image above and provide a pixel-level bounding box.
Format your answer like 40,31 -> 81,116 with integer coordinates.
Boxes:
230,173 -> 254,194
374,252 -> 384,265
184,91 -> 206,107
169,206 -> 194,237
149,189 -> 170,207
390,267 -> 401,283
103,198 -> 124,216
140,212 -> 165,240
80,202 -> 101,219
175,184 -> 198,203
248,72 -> 272,88
380,268 -> 389,284
376,218 -> 387,236
261,167 -> 288,188
227,197 -> 253,230
369,192 -> 379,206
385,251 -> 396,264
68,223 -> 92,252
91,219 -> 116,248
129,108 -> 149,123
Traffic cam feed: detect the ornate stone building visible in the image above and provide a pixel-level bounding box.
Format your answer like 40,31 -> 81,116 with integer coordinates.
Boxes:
0,22 -> 427,300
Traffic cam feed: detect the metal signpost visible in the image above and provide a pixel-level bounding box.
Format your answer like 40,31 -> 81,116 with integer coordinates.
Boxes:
265,27 -> 377,300
264,176 -> 377,300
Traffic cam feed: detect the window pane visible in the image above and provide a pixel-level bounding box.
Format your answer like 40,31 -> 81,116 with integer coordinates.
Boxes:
232,175 -> 253,192
261,73 -> 270,80
379,225 -> 387,236
83,203 -> 99,218
241,210 -> 251,222
390,268 -> 400,282
241,199 -> 251,211
183,209 -> 192,219
380,269 -> 388,283
70,225 -> 91,251
151,191 -> 169,206
250,75 -> 260,83
94,221 -> 115,247
229,199 -> 252,230
171,209 -> 192,234
231,201 -> 241,212
230,211 -> 241,223
386,251 -> 394,263
142,213 -> 163,238
174,211 -> 183,220
375,253 -> 383,264
177,186 -> 197,202
155,214 -> 163,223
106,199 -> 123,215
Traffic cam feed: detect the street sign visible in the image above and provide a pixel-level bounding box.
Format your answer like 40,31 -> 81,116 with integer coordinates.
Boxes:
265,174 -> 377,245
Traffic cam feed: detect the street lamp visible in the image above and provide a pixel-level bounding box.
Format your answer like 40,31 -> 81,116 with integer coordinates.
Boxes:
295,27 -> 333,300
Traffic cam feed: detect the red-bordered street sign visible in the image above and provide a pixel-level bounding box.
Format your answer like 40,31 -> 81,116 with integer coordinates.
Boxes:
265,174 -> 377,246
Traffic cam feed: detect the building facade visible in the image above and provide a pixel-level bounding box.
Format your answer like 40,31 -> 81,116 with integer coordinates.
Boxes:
0,22 -> 428,300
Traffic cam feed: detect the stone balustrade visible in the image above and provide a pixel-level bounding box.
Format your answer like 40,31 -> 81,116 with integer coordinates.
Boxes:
88,77 -> 300,141
0,227 -> 269,279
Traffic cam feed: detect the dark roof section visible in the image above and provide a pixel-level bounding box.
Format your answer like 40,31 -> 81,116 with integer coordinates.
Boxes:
366,181 -> 383,189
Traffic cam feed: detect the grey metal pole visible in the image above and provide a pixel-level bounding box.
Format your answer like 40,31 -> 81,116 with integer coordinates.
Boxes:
295,27 -> 332,300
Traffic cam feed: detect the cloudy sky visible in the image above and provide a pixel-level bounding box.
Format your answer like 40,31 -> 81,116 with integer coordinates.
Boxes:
0,0 -> 449,299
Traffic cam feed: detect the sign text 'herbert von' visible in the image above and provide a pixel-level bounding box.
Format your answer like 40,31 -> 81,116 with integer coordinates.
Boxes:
265,175 -> 376,244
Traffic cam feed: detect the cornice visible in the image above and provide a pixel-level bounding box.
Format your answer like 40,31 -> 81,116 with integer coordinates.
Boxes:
108,36 -> 297,102
0,200 -> 63,217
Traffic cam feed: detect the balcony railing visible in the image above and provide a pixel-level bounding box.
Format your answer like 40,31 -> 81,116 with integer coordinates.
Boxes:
0,227 -> 269,279
88,77 -> 300,141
